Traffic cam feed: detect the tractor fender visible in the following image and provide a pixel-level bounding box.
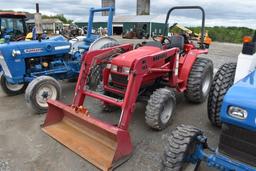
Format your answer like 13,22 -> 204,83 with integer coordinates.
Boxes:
178,50 -> 201,91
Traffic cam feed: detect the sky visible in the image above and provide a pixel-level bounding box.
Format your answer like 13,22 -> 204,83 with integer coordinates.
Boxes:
1,0 -> 256,28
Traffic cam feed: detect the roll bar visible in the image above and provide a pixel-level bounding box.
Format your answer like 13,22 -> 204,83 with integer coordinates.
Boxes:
163,6 -> 206,49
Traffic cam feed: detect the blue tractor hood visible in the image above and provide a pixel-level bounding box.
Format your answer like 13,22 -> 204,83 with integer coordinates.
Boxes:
0,36 -> 70,58
0,36 -> 71,83
221,70 -> 256,131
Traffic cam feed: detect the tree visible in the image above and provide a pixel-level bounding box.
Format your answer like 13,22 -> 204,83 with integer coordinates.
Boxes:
42,14 -> 73,24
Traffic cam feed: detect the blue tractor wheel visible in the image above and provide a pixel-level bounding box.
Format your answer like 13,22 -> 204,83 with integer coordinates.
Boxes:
207,63 -> 236,127
0,74 -> 27,96
25,76 -> 61,114
162,125 -> 202,171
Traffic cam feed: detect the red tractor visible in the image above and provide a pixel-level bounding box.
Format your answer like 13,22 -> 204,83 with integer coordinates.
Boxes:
0,12 -> 27,42
42,6 -> 213,171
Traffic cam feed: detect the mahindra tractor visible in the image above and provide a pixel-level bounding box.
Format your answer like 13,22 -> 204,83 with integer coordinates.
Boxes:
41,6 -> 213,171
162,32 -> 256,171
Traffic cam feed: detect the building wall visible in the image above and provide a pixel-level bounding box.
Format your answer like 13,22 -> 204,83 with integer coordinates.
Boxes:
75,22 -> 107,29
26,22 -> 63,34
151,22 -> 167,36
75,22 -> 167,36
122,22 -> 149,33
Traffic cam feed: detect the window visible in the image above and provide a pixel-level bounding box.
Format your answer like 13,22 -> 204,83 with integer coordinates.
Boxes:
0,17 -> 25,39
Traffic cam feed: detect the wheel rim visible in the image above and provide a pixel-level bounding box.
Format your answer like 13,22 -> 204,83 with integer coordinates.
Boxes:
160,99 -> 173,124
202,71 -> 211,95
5,82 -> 24,92
35,84 -> 58,108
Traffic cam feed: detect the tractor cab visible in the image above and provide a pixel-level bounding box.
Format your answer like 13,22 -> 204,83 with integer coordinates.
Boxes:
0,12 -> 27,42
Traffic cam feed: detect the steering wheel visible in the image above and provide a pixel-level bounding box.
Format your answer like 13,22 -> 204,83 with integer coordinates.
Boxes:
152,35 -> 172,45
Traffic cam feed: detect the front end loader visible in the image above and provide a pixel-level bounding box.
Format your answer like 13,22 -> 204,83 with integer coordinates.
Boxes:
42,6 -> 213,170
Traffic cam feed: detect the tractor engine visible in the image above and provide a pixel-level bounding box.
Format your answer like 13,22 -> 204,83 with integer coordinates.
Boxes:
106,45 -> 164,94
25,53 -> 72,76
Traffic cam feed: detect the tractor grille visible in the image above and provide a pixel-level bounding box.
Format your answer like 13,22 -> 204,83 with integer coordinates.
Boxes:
111,73 -> 128,85
219,124 -> 256,167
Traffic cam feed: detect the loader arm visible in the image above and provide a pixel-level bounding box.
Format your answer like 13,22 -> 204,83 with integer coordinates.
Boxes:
73,43 -> 133,106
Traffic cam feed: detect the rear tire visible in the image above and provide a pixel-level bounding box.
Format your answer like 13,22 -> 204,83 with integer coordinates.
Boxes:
87,64 -> 105,90
96,82 -> 118,112
208,63 -> 236,127
185,57 -> 213,103
87,40 -> 120,90
145,88 -> 176,130
25,76 -> 61,114
0,74 -> 27,96
162,125 -> 202,171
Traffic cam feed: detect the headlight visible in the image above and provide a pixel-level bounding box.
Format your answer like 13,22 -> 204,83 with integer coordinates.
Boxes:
111,65 -> 117,72
122,67 -> 130,74
228,106 -> 248,120
12,49 -> 21,57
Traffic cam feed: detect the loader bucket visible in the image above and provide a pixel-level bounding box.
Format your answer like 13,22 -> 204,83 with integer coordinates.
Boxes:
42,100 -> 132,171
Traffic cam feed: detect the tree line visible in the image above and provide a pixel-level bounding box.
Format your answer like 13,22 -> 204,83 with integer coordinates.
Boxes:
189,26 -> 254,43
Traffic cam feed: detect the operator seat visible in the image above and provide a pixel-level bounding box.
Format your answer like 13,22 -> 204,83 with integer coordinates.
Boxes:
167,35 -> 184,50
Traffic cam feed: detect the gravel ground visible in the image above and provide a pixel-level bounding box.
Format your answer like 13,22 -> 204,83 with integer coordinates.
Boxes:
0,38 -> 242,171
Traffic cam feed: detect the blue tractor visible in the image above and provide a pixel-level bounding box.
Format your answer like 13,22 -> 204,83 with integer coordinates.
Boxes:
0,7 -> 118,113
162,32 -> 256,171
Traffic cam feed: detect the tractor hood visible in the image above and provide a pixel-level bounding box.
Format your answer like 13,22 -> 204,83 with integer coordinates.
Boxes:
221,70 -> 256,131
0,36 -> 70,59
0,36 -> 71,83
111,46 -> 161,67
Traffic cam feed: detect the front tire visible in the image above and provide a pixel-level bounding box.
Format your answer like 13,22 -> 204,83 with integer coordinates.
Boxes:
25,76 -> 61,114
207,63 -> 236,127
0,74 -> 27,96
185,57 -> 213,103
145,88 -> 176,130
162,125 -> 202,171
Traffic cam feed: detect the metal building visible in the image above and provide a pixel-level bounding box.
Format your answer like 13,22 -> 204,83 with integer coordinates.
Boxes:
137,0 -> 150,15
102,0 -> 115,16
26,18 -> 63,34
75,15 -> 167,37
